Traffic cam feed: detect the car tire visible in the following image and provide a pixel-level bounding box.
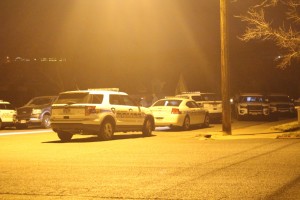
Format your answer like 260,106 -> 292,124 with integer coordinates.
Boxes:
182,116 -> 190,130
142,118 -> 153,137
98,119 -> 114,140
202,113 -> 210,128
57,131 -> 73,142
41,115 -> 51,129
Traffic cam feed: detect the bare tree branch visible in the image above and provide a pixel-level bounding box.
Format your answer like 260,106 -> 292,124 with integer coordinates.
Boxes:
237,0 -> 300,69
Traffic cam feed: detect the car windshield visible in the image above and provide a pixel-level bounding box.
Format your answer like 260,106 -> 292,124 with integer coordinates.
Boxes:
55,93 -> 90,104
268,95 -> 290,102
27,97 -> 53,106
201,94 -> 220,101
152,100 -> 182,107
240,96 -> 264,103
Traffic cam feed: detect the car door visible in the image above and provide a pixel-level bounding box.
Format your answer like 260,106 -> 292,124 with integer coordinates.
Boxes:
109,94 -> 130,126
195,101 -> 207,122
110,94 -> 142,127
186,101 -> 202,124
120,95 -> 144,126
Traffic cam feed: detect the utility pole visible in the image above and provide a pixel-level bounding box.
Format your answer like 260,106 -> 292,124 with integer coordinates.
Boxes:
220,0 -> 232,135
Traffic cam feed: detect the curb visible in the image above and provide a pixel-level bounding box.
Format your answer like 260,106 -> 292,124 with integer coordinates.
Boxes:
276,133 -> 300,139
196,132 -> 300,140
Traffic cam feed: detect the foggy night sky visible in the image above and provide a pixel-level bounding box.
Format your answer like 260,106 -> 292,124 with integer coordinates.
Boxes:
0,0 -> 299,103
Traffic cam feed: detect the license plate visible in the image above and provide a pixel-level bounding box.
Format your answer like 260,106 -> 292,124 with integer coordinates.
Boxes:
20,120 -> 26,123
279,110 -> 287,112
249,112 -> 261,115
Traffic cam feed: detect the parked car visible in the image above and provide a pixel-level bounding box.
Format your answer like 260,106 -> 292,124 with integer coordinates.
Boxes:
149,96 -> 209,130
0,100 -> 16,129
51,88 -> 155,142
176,92 -> 222,122
234,93 -> 270,120
266,93 -> 296,117
16,96 -> 57,129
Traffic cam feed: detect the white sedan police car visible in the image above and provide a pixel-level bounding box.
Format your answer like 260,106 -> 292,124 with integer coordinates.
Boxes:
149,97 -> 209,130
0,100 -> 16,129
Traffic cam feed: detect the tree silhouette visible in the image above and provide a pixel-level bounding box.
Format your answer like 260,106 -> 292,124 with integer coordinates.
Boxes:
237,0 -> 300,69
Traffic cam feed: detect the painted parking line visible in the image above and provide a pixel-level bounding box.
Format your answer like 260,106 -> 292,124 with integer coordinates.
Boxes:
0,130 -> 51,136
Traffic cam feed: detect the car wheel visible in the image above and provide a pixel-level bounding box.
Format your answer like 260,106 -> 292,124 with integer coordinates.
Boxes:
182,116 -> 190,130
57,131 -> 73,142
202,114 -> 210,128
98,120 -> 114,140
142,118 -> 153,137
41,115 -> 51,129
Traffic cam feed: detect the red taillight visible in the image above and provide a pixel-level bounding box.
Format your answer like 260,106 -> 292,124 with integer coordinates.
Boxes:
171,108 -> 181,114
85,106 -> 97,115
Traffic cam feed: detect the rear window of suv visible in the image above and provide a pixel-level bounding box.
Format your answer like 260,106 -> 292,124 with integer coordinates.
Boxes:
55,93 -> 103,104
201,94 -> 220,101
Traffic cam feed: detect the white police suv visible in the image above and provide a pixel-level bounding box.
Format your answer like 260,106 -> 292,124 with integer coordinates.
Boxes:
51,88 -> 155,142
176,92 -> 222,122
0,100 -> 16,129
234,93 -> 270,120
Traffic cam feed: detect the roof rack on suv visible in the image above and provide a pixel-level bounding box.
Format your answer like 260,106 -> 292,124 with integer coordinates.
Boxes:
181,91 -> 201,94
164,96 -> 189,99
87,88 -> 119,92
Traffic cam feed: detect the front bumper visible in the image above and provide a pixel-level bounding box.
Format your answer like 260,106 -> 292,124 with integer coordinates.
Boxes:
16,115 -> 42,125
238,108 -> 269,116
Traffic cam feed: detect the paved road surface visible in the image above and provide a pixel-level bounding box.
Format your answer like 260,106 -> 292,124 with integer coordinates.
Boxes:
0,119 -> 299,199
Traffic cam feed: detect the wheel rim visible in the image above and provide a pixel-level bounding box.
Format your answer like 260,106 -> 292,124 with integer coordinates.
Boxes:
103,122 -> 113,139
43,116 -> 51,128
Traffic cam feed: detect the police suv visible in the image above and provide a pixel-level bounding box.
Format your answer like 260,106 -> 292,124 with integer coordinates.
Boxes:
0,100 -> 16,129
51,88 -> 155,142
234,93 -> 270,120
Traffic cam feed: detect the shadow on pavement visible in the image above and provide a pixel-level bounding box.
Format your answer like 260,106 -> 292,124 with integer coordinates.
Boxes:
42,133 -> 156,143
